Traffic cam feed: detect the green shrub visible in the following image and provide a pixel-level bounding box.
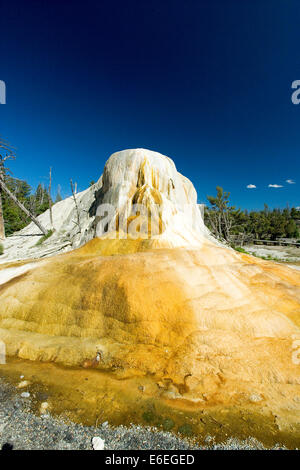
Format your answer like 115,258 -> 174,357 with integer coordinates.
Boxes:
162,417 -> 175,431
142,410 -> 155,423
178,423 -> 193,436
232,246 -> 248,254
36,229 -> 54,246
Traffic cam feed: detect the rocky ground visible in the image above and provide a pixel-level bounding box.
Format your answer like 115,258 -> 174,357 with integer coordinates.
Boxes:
0,377 -> 280,451
243,244 -> 300,265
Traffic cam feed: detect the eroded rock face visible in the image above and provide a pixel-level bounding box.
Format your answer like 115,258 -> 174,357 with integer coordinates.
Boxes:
92,148 -> 211,247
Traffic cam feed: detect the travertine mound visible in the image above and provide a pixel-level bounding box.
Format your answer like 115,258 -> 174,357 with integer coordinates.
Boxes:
1,149 -> 210,263
0,149 -> 299,419
92,149 -> 211,247
0,240 -> 299,368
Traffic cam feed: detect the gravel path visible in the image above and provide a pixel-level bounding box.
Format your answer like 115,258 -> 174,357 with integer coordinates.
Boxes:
0,378 -> 280,450
244,244 -> 300,263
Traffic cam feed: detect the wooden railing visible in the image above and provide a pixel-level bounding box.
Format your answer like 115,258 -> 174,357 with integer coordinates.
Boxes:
252,239 -> 300,247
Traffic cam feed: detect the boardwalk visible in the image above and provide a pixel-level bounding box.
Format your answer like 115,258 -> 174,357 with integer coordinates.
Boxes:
252,239 -> 300,248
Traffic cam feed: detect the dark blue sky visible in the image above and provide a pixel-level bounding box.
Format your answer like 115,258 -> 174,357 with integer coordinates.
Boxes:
0,0 -> 299,209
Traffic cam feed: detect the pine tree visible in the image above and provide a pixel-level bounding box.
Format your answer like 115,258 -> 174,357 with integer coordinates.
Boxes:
55,184 -> 62,203
0,136 -> 47,236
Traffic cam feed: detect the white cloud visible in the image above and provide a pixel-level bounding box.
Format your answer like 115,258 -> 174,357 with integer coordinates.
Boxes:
268,184 -> 283,188
246,184 -> 256,189
286,179 -> 296,184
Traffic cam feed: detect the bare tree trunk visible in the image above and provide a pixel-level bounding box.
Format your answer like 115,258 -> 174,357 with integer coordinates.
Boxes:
0,166 -> 5,240
48,167 -> 53,229
70,179 -> 81,233
206,210 -> 218,237
0,189 -> 5,240
0,178 -> 47,235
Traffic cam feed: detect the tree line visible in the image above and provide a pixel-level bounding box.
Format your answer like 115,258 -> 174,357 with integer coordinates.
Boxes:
1,136 -> 299,244
2,176 -> 62,236
205,186 -> 300,244
0,136 -> 69,239
2,180 -> 299,242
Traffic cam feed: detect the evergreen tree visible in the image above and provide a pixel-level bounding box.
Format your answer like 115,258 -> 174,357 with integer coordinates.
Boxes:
55,185 -> 62,203
2,176 -> 32,234
205,187 -> 300,243
34,183 -> 50,215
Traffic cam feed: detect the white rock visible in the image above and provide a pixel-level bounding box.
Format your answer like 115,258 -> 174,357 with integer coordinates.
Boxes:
40,402 -> 49,414
20,392 -> 30,398
96,149 -> 213,248
17,380 -> 29,388
249,393 -> 263,402
92,436 -> 105,450
1,179 -> 102,264
0,264 -> 41,287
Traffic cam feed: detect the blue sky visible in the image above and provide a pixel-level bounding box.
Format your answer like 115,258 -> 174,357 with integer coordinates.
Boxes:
0,0 -> 299,209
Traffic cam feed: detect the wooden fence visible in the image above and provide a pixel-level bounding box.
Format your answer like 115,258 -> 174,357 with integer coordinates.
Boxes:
252,239 -> 300,247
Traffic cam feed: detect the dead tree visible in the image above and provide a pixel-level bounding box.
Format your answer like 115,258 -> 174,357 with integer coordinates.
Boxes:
40,183 -> 45,205
70,179 -> 81,233
0,138 -> 14,239
0,182 -> 48,235
0,136 -> 48,237
48,167 -> 53,229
